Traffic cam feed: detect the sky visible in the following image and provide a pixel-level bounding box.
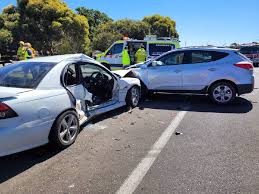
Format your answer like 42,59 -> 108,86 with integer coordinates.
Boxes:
1,0 -> 259,46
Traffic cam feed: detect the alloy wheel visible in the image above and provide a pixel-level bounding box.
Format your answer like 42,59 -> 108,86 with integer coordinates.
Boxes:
58,114 -> 78,144
213,85 -> 233,103
131,87 -> 140,107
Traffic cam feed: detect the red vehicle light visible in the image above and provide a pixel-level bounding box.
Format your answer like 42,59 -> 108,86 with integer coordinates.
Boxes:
0,103 -> 18,119
234,62 -> 253,70
0,103 -> 10,111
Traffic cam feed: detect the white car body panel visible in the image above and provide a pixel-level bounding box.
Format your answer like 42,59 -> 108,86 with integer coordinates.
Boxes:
0,54 -> 140,157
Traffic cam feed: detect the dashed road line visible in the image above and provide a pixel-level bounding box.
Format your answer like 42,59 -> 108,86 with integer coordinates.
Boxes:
116,109 -> 188,194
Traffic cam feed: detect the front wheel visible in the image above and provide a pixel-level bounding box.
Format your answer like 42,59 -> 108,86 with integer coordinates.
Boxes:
126,86 -> 140,108
209,82 -> 236,104
49,110 -> 79,149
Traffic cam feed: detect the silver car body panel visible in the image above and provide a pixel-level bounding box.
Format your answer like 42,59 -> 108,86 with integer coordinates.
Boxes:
122,47 -> 254,93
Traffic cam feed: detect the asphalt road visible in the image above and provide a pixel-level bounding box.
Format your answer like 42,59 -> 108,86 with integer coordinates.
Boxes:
0,69 -> 258,194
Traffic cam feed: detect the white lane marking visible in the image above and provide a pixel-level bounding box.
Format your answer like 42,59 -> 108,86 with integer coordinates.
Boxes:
116,110 -> 187,194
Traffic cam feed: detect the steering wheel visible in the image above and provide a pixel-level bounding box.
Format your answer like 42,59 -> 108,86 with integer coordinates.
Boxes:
90,72 -> 105,86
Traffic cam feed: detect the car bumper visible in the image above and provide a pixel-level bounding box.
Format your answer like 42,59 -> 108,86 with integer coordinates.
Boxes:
237,79 -> 254,95
0,120 -> 54,157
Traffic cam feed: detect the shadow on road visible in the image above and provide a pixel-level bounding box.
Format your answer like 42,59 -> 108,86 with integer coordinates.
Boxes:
0,93 -> 253,184
139,93 -> 253,114
0,144 -> 61,184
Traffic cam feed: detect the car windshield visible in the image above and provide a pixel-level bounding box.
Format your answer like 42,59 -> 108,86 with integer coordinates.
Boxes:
0,62 -> 57,88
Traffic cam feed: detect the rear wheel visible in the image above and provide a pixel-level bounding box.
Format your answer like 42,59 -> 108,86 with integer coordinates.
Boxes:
209,82 -> 236,104
126,86 -> 140,108
49,110 -> 79,149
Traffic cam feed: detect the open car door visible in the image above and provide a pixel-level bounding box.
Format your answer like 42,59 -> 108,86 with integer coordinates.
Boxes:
78,62 -> 120,111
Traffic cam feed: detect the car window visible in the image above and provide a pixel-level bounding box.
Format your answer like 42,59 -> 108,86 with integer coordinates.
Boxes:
80,63 -> 113,80
149,44 -> 174,56
188,51 -> 228,64
64,64 -> 78,86
191,51 -> 213,63
0,62 -> 56,88
107,43 -> 124,55
157,52 -> 185,66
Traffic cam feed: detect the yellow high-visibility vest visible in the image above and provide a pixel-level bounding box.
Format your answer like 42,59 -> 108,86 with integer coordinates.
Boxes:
135,48 -> 147,63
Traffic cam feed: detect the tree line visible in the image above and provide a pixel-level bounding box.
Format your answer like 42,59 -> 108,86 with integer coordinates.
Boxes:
0,0 -> 178,56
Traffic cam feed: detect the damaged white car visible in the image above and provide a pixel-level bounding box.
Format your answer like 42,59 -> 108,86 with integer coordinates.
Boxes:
0,54 -> 140,157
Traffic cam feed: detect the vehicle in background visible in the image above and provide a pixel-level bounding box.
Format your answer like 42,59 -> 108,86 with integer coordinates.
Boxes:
0,54 -> 140,157
240,43 -> 259,67
116,47 -> 254,105
96,35 -> 180,70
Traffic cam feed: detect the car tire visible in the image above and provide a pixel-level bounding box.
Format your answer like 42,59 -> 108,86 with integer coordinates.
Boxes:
49,110 -> 79,149
126,86 -> 140,108
209,82 -> 236,104
140,81 -> 149,100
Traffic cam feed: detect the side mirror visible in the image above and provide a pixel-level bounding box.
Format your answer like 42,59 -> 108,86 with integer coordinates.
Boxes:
152,61 -> 158,67
151,61 -> 162,67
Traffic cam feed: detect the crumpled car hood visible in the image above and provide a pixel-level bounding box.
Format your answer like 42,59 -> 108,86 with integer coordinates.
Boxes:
113,70 -> 133,77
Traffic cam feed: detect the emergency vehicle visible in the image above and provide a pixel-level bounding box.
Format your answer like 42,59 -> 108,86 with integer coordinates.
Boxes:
240,43 -> 259,67
96,35 -> 180,70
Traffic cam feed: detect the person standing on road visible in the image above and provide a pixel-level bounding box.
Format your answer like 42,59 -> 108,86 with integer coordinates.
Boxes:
24,43 -> 33,60
122,46 -> 131,68
28,43 -> 36,58
135,44 -> 147,63
17,41 -> 25,61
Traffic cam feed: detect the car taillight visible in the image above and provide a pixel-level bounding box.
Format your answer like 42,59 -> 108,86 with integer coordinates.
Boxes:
234,62 -> 254,71
0,103 -> 18,119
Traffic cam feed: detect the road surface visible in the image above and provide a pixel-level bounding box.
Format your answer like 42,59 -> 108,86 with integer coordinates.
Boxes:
0,69 -> 258,194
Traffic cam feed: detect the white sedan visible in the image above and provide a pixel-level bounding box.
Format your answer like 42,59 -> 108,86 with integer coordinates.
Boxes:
0,54 -> 141,157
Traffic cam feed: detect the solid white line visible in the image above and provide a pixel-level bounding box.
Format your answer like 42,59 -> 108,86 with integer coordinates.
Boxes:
116,110 -> 187,194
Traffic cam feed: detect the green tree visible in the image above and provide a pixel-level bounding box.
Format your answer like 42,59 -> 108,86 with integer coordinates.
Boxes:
92,19 -> 149,51
112,19 -> 149,40
0,0 -> 90,55
76,7 -> 112,40
19,0 -> 90,54
229,43 -> 240,49
92,30 -> 122,51
143,14 -> 178,38
0,5 -> 20,55
0,29 -> 13,52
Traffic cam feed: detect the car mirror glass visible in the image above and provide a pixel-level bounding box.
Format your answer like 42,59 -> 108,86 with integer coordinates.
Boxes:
152,61 -> 163,67
152,61 -> 158,67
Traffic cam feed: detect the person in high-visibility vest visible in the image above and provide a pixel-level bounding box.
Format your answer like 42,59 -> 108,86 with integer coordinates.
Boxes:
28,43 -> 36,58
24,43 -> 33,60
122,46 -> 131,68
17,41 -> 25,61
135,44 -> 147,63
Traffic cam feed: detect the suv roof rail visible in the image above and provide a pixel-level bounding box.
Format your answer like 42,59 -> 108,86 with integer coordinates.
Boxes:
179,46 -> 231,49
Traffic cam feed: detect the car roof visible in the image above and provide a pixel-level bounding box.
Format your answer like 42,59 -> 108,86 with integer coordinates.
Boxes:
176,47 -> 238,52
22,54 -> 95,63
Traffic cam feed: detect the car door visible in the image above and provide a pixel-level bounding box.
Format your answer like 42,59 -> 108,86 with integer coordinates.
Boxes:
63,62 -> 91,120
147,51 -> 186,91
181,50 -> 226,91
79,62 -> 120,110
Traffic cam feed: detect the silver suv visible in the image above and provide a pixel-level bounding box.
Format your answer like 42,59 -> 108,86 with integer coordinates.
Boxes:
125,47 -> 254,104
